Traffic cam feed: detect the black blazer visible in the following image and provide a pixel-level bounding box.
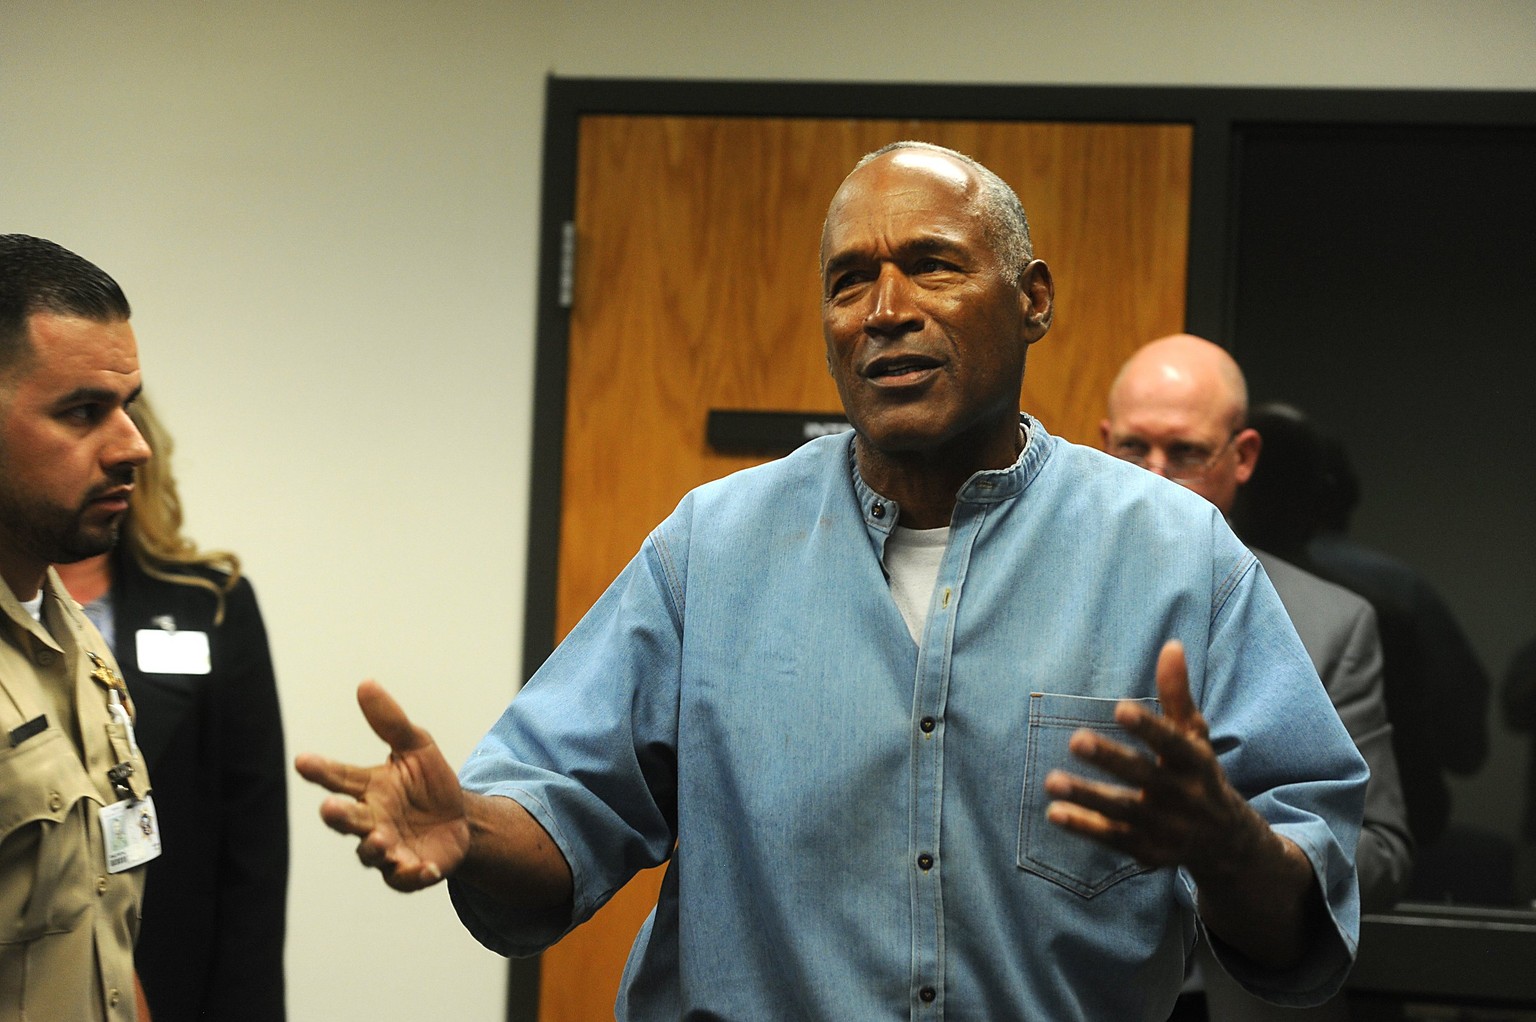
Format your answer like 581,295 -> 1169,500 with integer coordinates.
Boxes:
110,548 -> 288,1022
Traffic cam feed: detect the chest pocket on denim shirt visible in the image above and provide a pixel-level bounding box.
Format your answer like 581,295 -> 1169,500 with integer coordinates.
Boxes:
1017,692 -> 1160,897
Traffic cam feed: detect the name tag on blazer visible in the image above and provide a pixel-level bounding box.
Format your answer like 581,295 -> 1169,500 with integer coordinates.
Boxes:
136,629 -> 211,675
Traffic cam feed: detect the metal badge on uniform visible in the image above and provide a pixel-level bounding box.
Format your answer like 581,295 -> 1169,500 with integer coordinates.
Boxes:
136,627 -> 211,675
100,795 -> 162,873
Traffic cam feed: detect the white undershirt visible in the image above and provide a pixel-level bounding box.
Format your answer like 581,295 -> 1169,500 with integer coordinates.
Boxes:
21,591 -> 45,624
884,525 -> 950,644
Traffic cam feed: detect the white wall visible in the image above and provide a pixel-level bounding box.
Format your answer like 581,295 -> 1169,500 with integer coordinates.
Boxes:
6,3 -> 1534,1020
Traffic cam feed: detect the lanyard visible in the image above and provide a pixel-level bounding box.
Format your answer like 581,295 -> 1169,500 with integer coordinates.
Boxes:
88,651 -> 141,798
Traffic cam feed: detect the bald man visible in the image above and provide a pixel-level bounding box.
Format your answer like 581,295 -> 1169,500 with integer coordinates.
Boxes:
1105,334 -> 1413,1020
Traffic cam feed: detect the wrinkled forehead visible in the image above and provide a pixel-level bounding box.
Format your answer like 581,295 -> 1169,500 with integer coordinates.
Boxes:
1107,375 -> 1239,441
831,149 -> 976,209
15,313 -> 142,389
822,150 -> 981,258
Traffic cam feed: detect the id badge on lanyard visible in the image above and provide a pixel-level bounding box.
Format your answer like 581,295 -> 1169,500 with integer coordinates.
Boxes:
89,651 -> 162,872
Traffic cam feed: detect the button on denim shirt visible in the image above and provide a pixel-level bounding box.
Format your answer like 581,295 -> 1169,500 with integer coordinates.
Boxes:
453,417 -> 1367,1021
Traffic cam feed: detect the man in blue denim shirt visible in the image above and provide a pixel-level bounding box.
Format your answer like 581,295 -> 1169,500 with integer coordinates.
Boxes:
298,143 -> 1368,1019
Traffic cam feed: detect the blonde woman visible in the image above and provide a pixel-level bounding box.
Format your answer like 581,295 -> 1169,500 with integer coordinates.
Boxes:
55,395 -> 287,1022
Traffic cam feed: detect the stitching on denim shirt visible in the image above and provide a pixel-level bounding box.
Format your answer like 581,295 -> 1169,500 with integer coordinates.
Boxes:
1019,698 -> 1158,896
647,531 -> 686,621
1034,712 -> 1136,726
1210,547 -> 1256,624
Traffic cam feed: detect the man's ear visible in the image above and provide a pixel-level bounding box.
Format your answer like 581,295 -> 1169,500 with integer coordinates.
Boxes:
1018,259 -> 1054,343
1233,427 -> 1263,486
1098,418 -> 1113,451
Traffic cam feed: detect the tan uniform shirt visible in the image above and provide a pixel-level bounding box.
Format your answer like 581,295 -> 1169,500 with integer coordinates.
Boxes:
0,569 -> 150,1022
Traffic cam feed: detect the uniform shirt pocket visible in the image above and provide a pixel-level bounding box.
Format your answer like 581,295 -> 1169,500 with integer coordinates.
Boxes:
1017,692 -> 1159,897
0,728 -> 105,942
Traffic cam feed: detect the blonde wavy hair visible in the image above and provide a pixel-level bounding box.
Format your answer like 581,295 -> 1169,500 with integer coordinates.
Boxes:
124,395 -> 243,624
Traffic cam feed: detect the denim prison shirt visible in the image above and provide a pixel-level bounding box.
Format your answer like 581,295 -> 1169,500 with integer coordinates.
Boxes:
451,417 -> 1367,1021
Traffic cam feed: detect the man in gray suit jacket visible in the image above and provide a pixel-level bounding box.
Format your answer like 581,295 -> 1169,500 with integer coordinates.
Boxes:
1103,334 -> 1413,1020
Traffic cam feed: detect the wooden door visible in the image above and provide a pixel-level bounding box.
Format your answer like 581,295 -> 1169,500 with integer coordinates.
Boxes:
542,115 -> 1192,1021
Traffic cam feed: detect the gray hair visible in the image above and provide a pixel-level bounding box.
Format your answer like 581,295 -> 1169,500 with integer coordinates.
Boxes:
849,141 -> 1034,281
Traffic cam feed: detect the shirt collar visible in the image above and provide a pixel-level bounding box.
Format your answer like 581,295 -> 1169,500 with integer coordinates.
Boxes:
851,413 -> 1053,537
